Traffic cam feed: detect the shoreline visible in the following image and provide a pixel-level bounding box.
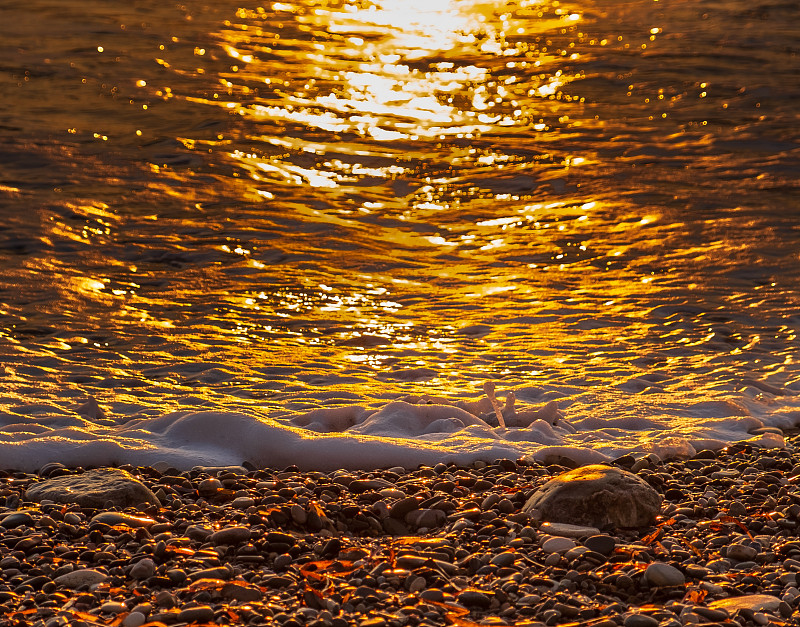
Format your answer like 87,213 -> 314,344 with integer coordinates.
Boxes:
2,437 -> 800,627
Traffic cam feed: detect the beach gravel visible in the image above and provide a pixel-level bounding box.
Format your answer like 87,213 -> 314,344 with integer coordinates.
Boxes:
3,437 -> 800,625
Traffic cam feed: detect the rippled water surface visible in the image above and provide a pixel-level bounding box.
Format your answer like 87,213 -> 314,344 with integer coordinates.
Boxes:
1,0 -> 799,423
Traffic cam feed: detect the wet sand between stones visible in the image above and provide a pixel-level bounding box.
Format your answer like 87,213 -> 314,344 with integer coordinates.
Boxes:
3,436 -> 800,627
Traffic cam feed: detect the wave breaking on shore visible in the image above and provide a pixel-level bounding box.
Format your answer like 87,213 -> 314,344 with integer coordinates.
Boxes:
2,381 -> 799,472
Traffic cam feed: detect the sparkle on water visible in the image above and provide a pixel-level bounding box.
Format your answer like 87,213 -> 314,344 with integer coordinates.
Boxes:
0,0 -> 798,447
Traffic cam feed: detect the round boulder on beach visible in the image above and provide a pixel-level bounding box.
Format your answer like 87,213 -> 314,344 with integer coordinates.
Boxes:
522,464 -> 661,529
25,468 -> 160,509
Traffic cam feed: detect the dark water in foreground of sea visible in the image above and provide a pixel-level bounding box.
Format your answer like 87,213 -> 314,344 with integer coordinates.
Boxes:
0,0 -> 798,433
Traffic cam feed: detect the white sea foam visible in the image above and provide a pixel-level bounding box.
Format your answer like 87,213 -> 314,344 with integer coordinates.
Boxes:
1,382 -> 799,472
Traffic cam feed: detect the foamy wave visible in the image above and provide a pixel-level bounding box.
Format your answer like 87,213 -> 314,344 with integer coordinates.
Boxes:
1,383 -> 799,472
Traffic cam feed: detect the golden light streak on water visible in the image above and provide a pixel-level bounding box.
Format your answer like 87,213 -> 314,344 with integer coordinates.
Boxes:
210,0 -> 584,203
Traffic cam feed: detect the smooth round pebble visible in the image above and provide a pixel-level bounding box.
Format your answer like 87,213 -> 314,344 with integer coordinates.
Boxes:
623,614 -> 659,627
54,568 -> 108,589
541,536 -> 576,553
130,558 -> 156,580
210,525 -> 251,544
122,612 -> 147,627
644,562 -> 685,587
584,534 -> 616,555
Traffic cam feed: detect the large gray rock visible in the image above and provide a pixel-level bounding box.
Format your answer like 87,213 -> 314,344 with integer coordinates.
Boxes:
522,464 -> 661,529
25,468 -> 160,509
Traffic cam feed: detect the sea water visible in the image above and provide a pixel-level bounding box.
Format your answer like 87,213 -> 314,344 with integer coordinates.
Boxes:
0,0 -> 798,471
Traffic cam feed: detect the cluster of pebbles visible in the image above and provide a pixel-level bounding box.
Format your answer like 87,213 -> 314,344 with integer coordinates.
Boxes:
4,437 -> 800,627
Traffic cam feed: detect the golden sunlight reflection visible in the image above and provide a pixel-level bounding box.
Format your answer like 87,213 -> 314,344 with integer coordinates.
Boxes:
205,0 -> 584,197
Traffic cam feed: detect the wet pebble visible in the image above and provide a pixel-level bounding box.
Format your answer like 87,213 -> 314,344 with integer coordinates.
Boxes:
210,525 -> 250,544
643,562 -> 685,587
457,589 -> 492,609
129,558 -> 156,580
623,614 -> 659,627
584,534 -> 616,555
122,612 -> 147,627
541,536 -> 576,553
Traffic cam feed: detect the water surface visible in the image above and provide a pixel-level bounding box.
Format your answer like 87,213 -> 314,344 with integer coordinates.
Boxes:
1,0 -> 798,451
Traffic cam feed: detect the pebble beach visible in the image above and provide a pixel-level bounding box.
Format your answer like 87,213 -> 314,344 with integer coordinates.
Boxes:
3,436 -> 800,627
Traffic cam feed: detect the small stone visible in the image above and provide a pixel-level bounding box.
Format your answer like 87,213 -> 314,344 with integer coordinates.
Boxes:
405,508 -> 446,529
623,614 -> 659,627
692,607 -> 729,622
419,589 -> 444,602
274,554 -> 293,570
100,601 -> 127,614
490,552 -> 517,567
727,544 -> 758,561
349,478 -> 393,492
210,526 -> 251,544
644,562 -> 685,587
231,496 -> 255,509
25,468 -> 160,508
38,461 -> 67,477
166,569 -> 187,585
91,512 -> 156,528
188,566 -> 232,581
390,496 -> 421,519
222,582 -> 263,602
154,590 -> 177,607
523,464 -> 662,528
265,575 -> 294,588
131,602 -> 152,616
129,558 -> 156,580
291,504 -> 308,525
564,546 -> 590,560
193,465 -> 248,475
64,512 -> 82,525
406,575 -> 426,593
54,568 -> 108,589
709,594 -> 782,613
541,536 -> 576,553
728,500 -> 748,517
0,511 -> 35,528
198,477 -> 223,495
382,517 -> 410,536
584,534 -> 616,555
539,522 -> 601,538
457,589 -> 492,608
185,524 -> 212,540
178,605 -> 215,622
122,611 -> 147,627
685,564 -> 712,578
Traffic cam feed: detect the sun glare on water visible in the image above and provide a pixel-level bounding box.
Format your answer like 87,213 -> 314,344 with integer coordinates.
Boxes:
206,0 -> 582,196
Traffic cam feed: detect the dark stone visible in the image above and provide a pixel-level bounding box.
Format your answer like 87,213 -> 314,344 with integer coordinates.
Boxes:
584,534 -> 616,556
382,517 -> 410,536
623,614 -> 659,627
0,512 -> 35,529
389,496 -> 421,519
457,589 -> 492,608
210,526 -> 251,545
178,606 -> 215,623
